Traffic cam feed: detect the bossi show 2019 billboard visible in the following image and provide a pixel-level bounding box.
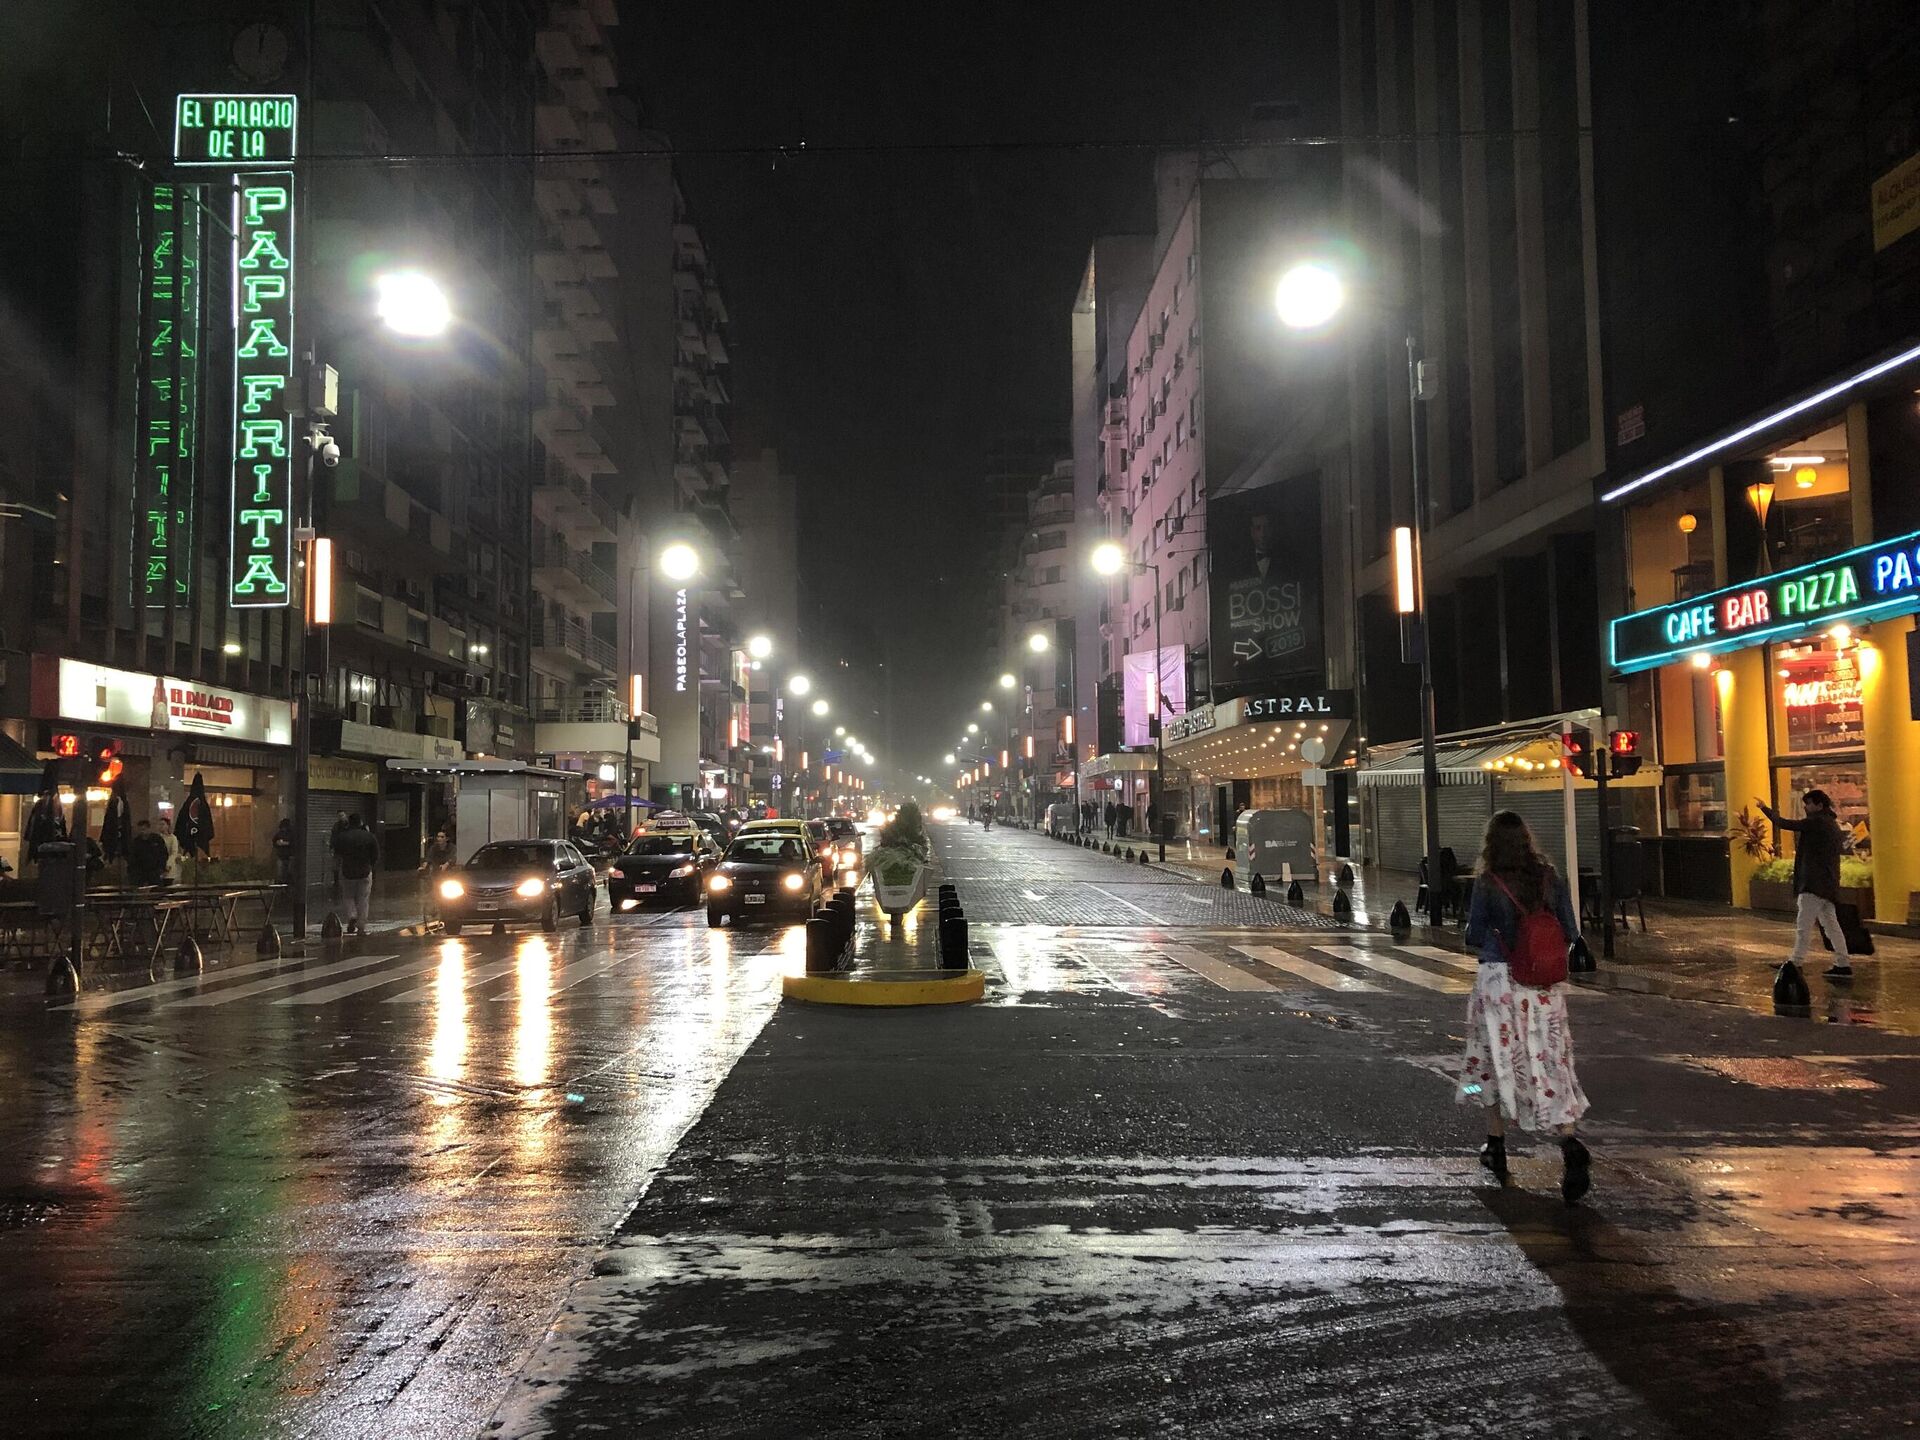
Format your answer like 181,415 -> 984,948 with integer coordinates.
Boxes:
1207,475 -> 1323,690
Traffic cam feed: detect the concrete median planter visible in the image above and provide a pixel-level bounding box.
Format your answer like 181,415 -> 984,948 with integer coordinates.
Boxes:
871,861 -> 928,918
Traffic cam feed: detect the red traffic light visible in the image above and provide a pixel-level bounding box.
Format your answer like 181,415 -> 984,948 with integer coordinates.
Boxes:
82,734 -> 120,785
1608,729 -> 1641,756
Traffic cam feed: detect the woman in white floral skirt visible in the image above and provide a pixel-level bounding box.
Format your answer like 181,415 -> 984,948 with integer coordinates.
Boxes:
1458,810 -> 1592,1203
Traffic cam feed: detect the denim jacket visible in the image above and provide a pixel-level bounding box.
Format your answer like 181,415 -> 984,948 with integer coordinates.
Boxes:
1463,867 -> 1578,965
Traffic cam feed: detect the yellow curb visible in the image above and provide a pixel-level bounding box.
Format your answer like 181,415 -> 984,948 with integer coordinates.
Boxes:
781,969 -> 986,1006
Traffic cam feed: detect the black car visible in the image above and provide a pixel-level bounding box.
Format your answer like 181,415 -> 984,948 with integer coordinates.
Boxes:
608,830 -> 718,908
436,839 -> 597,934
705,832 -> 825,927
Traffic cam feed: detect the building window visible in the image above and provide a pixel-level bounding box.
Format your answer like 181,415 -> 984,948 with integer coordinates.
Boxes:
1772,639 -> 1864,756
1662,768 -> 1727,835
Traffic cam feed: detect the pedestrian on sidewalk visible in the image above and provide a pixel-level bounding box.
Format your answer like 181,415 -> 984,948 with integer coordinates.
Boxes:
1103,799 -> 1115,838
1759,788 -> 1855,980
331,815 -> 379,935
1459,810 -> 1592,1204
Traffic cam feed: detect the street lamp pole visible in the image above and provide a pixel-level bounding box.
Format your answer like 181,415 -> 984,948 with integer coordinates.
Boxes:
1405,334 -> 1443,927
1149,559 -> 1167,863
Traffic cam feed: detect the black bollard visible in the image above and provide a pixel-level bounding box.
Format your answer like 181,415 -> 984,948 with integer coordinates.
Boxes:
1567,935 -> 1596,973
255,923 -> 282,958
1332,890 -> 1353,921
321,911 -> 344,941
805,916 -> 838,972
1220,866 -> 1235,889
1389,899 -> 1412,937
1139,850 -> 1149,866
1286,879 -> 1305,908
1338,864 -> 1355,887
939,914 -> 969,968
1249,872 -> 1266,896
1772,960 -> 1811,1009
1224,845 -> 1236,861
44,953 -> 79,999
174,934 -> 204,975
1123,848 -> 1134,862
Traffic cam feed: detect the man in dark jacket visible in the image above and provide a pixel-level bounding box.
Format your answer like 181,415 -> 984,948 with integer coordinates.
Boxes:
1760,788 -> 1854,979
330,814 -> 380,935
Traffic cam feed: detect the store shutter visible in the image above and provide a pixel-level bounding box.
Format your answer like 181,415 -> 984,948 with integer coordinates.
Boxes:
1438,782 -> 1493,863
1493,783 -> 1601,876
1372,786 -> 1424,871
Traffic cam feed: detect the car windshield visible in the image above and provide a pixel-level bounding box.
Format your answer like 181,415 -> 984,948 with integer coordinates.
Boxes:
824,819 -> 857,839
727,836 -> 807,864
806,821 -> 827,840
467,843 -> 554,869
626,836 -> 693,856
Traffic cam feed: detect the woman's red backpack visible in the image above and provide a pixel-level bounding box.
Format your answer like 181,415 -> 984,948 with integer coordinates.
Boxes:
1489,873 -> 1569,987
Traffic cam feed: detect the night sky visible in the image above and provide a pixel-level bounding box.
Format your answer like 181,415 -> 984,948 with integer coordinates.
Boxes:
620,3 -> 1339,769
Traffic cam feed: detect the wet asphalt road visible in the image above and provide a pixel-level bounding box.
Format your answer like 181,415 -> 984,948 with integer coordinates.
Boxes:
6,820 -> 1920,1438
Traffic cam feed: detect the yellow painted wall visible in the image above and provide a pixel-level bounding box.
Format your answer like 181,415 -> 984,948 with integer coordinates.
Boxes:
1862,616 -> 1920,924
1718,647 -> 1773,908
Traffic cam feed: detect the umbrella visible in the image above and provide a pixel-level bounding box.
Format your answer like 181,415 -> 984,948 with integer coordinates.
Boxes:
100,779 -> 133,861
23,763 -> 67,861
177,771 -> 215,859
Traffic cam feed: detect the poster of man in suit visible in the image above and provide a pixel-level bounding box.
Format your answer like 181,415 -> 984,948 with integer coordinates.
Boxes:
1208,475 -> 1323,689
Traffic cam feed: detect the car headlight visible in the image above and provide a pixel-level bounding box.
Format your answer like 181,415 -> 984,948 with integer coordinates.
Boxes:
839,848 -> 858,865
782,872 -> 806,891
439,878 -> 465,900
515,877 -> 548,898
709,874 -> 731,892
668,863 -> 696,878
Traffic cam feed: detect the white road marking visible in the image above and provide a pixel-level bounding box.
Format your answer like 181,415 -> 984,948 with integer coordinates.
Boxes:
1085,885 -> 1170,925
274,955 -> 446,1006
525,949 -> 635,997
1157,942 -> 1276,992
1396,944 -> 1480,973
1021,889 -> 1046,903
1233,944 -> 1384,993
384,955 -> 527,1003
63,952 -> 308,1012
1314,944 -> 1471,994
164,953 -> 401,1009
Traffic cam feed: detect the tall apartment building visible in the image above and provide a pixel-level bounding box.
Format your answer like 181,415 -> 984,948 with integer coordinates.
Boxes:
1590,0 -> 1920,920
730,447 -> 799,806
0,1 -> 567,875
1336,1 -> 1608,876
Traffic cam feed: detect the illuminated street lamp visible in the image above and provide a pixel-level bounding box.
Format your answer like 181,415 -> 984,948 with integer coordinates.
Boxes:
787,674 -> 812,697
999,672 -> 1017,689
811,698 -> 828,717
1026,632 -> 1050,654
659,541 -> 700,583
967,723 -> 979,735
1089,538 -> 1169,861
747,634 -> 773,660
1273,261 -> 1345,331
374,269 -> 452,338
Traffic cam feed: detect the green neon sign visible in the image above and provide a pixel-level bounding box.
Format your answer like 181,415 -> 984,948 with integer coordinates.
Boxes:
173,94 -> 297,167
228,174 -> 294,607
136,184 -> 201,605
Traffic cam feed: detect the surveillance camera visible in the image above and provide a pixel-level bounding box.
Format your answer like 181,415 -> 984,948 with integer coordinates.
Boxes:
320,440 -> 341,467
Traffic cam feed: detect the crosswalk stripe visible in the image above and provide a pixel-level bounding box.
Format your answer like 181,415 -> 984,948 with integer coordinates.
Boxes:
1232,944 -> 1384,993
274,955 -> 445,1006
1314,944 -> 1471,994
1395,944 -> 1481,973
1157,943 -> 1277,992
384,954 -> 526,1003
165,953 -> 400,1009
64,951 -> 306,1012
518,949 -> 634,998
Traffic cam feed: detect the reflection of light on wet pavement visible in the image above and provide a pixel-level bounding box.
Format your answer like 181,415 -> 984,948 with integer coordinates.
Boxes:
427,941 -> 469,1092
513,937 -> 554,1091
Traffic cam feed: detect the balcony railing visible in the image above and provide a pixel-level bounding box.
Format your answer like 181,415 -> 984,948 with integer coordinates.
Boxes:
533,696 -> 659,734
531,615 -> 616,672
533,527 -> 616,605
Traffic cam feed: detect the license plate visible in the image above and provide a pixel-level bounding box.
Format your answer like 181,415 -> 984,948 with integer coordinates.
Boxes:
744,893 -> 767,905
635,883 -> 657,894
477,902 -> 498,912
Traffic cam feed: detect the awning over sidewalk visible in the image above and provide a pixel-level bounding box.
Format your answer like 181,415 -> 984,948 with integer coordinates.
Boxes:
1081,751 -> 1158,780
0,732 -> 44,794
1358,713 -> 1598,786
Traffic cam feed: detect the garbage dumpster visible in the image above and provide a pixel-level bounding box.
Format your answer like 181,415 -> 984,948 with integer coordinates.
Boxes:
1233,809 -> 1318,883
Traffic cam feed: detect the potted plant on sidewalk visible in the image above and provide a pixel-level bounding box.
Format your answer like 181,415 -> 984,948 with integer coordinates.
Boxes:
868,801 -> 930,917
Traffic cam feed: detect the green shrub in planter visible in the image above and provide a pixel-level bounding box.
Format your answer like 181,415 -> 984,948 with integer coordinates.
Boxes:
1752,855 -> 1872,888
877,802 -> 928,861
870,847 -> 923,888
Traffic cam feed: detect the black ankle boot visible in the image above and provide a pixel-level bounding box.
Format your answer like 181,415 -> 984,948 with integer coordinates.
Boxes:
1560,1136 -> 1591,1206
1479,1135 -> 1509,1184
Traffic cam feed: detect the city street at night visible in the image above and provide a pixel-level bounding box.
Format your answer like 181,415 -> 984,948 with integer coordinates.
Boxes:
5,820 -> 1919,1438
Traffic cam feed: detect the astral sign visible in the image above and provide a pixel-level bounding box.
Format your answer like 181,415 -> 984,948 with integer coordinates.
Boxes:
1611,529 -> 1920,673
174,94 -> 296,166
228,173 -> 294,607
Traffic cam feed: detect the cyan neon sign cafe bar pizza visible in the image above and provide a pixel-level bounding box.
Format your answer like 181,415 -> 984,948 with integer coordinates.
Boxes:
1611,529 -> 1920,673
